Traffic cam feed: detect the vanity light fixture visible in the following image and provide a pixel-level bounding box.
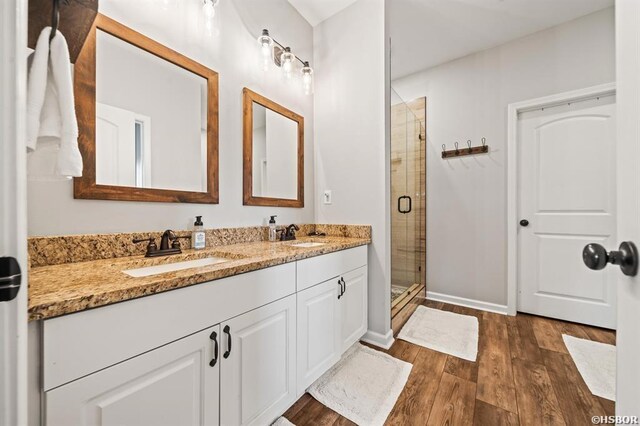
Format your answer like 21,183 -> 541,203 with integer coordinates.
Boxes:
301,61 -> 314,95
257,29 -> 314,94
280,47 -> 295,79
258,29 -> 274,71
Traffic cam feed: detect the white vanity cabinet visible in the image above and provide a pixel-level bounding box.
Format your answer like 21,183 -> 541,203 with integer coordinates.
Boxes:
340,266 -> 368,352
40,246 -> 368,426
295,246 -> 368,394
296,278 -> 342,395
220,295 -> 296,426
46,325 -> 221,426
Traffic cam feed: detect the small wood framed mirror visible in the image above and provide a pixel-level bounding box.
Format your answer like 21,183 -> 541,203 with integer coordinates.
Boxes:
243,88 -> 304,208
73,14 -> 219,203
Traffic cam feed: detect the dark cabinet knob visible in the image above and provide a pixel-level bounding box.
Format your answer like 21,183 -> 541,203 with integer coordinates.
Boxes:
519,219 -> 529,227
583,241 -> 638,277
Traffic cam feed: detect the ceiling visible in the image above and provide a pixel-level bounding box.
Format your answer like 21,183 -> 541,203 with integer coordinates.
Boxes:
390,0 -> 613,80
287,0 -> 358,26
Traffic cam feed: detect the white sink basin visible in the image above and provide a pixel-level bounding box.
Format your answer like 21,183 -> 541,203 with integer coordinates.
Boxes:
290,242 -> 326,248
123,257 -> 230,278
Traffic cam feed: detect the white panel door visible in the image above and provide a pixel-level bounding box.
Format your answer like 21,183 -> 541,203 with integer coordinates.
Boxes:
518,97 -> 617,328
614,0 -> 640,412
296,278 -> 341,395
220,295 -> 296,426
45,325 -> 220,426
340,266 -> 368,351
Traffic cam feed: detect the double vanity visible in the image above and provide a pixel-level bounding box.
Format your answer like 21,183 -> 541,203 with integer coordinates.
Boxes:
28,225 -> 370,426
24,9 -> 360,426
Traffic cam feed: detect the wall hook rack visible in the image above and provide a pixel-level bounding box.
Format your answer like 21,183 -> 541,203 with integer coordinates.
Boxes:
441,137 -> 489,159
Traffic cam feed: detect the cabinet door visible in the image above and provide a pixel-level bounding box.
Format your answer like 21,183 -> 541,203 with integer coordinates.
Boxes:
296,278 -> 341,395
341,266 -> 368,352
220,295 -> 296,426
45,325 -> 221,426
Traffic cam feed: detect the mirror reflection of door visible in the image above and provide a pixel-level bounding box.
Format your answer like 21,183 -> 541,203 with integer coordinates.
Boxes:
96,103 -> 151,188
251,103 -> 298,200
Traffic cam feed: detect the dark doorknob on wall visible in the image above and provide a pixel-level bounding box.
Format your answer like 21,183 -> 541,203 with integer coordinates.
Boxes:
583,241 -> 639,277
519,219 -> 529,227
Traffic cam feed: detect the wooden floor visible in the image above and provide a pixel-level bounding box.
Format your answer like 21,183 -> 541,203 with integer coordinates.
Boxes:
283,299 -> 616,426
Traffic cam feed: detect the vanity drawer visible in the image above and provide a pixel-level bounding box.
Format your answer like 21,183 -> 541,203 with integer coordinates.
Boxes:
296,246 -> 367,291
42,262 -> 295,391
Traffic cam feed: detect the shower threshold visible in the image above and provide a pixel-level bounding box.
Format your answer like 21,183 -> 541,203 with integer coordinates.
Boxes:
391,282 -> 425,317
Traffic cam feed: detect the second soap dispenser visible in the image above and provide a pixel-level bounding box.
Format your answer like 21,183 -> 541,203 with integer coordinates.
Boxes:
192,216 -> 206,249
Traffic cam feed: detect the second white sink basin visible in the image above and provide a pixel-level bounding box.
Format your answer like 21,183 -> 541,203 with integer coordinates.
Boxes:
123,257 -> 230,278
290,242 -> 326,248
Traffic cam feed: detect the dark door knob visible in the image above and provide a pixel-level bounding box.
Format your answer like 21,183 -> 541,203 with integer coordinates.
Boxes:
583,241 -> 638,277
0,257 -> 22,302
519,219 -> 529,227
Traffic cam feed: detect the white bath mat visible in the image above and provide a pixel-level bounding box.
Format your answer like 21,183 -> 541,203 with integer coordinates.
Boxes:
397,306 -> 479,361
271,417 -> 295,426
563,334 -> 616,401
307,343 -> 412,426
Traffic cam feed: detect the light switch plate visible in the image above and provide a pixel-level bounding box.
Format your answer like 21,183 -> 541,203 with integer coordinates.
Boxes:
323,190 -> 332,205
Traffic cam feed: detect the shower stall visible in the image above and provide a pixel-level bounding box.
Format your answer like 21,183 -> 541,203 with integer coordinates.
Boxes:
390,89 -> 426,319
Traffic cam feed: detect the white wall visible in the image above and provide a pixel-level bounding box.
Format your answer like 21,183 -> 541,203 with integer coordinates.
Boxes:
391,8 -> 615,306
27,0 -> 315,235
314,0 -> 392,345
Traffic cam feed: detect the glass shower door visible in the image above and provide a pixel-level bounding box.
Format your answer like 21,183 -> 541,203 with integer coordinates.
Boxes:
391,95 -> 410,302
391,89 -> 425,308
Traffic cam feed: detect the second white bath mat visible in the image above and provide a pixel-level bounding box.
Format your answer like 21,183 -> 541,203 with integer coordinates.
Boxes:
563,334 -> 616,401
398,306 -> 479,361
271,417 -> 295,426
307,343 -> 412,426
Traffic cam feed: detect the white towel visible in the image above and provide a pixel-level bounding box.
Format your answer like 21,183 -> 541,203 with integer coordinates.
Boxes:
27,27 -> 83,178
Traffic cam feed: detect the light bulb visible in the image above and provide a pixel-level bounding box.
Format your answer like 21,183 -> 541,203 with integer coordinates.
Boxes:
203,0 -> 216,19
301,61 -> 314,95
257,29 -> 273,71
280,47 -> 295,79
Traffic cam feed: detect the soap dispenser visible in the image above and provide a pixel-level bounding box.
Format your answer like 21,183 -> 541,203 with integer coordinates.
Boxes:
192,216 -> 206,250
268,215 -> 278,242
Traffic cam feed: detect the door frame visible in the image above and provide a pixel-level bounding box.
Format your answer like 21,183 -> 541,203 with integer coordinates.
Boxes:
506,82 -> 617,316
0,0 -> 29,424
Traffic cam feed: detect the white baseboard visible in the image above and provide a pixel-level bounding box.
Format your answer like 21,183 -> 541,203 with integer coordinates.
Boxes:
361,329 -> 394,350
426,291 -> 508,315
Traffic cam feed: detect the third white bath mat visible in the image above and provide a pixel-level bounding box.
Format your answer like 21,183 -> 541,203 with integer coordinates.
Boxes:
397,306 -> 479,361
271,417 -> 295,426
307,343 -> 412,426
563,334 -> 616,401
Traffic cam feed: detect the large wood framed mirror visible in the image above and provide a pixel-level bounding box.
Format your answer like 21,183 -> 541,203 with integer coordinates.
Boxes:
243,88 -> 304,208
74,14 -> 219,203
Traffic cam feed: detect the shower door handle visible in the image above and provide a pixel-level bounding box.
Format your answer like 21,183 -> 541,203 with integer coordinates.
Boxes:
397,196 -> 412,214
406,196 -> 412,213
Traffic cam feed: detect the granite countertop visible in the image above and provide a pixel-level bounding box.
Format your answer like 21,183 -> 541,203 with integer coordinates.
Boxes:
28,236 -> 370,321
